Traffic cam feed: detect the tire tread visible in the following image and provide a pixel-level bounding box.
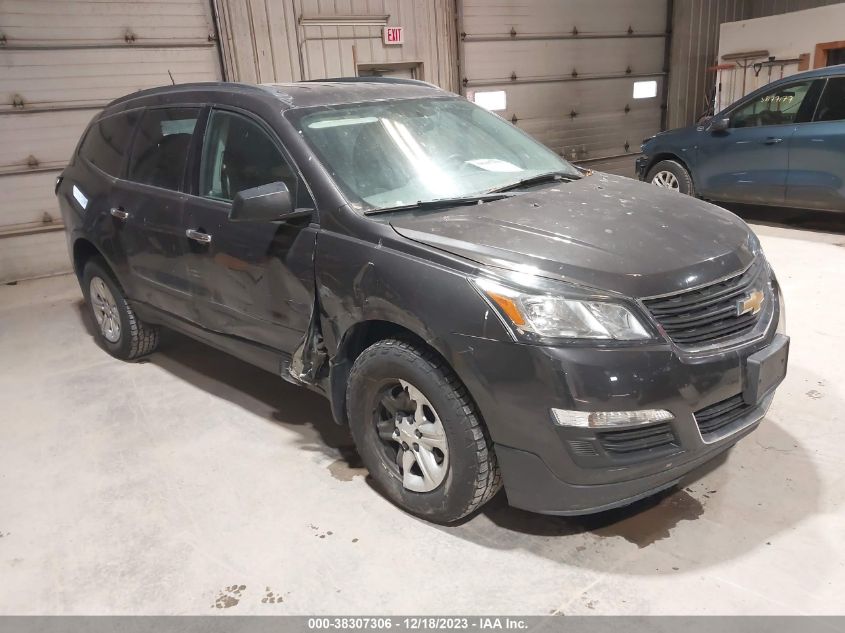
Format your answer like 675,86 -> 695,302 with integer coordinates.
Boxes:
84,257 -> 159,360
348,338 -> 502,521
647,159 -> 695,196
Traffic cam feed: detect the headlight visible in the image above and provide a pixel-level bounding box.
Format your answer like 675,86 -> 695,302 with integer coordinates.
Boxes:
473,277 -> 651,340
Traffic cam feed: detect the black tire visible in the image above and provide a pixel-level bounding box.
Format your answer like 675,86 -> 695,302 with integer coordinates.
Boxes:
81,257 -> 159,360
346,339 -> 501,523
646,159 -> 695,196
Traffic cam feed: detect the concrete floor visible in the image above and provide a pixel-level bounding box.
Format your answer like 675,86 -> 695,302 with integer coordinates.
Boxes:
1,217 -> 844,615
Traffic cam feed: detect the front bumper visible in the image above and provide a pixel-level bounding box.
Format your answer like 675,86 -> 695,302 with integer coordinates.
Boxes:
495,392 -> 772,515
635,155 -> 648,180
446,315 -> 787,515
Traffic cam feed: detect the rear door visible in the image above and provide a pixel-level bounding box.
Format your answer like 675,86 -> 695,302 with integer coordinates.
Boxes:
110,106 -> 201,319
182,107 -> 317,353
71,108 -> 142,279
787,77 -> 845,211
696,79 -> 821,205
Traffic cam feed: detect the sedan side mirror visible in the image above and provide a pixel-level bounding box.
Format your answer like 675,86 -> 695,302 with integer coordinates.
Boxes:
707,117 -> 730,133
229,181 -> 309,222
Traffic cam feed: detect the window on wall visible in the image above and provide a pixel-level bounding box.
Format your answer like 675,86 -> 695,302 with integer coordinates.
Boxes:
128,107 -> 199,191
827,48 -> 845,66
199,110 -> 297,202
633,80 -> 657,99
469,90 -> 507,112
730,81 -> 816,128
815,78 -> 845,122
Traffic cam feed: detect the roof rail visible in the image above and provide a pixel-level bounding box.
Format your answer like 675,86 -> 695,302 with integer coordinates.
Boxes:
301,76 -> 440,89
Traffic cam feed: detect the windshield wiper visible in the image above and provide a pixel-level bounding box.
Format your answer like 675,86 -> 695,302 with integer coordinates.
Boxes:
364,193 -> 516,215
488,171 -> 581,193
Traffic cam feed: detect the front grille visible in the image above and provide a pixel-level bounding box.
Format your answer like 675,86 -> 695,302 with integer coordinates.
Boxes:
642,259 -> 767,347
598,423 -> 677,455
694,394 -> 755,437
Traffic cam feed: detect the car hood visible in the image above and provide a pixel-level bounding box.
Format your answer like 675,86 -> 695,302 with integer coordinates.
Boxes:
389,173 -> 756,298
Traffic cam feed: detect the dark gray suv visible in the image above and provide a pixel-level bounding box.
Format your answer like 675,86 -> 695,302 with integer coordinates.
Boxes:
57,79 -> 789,524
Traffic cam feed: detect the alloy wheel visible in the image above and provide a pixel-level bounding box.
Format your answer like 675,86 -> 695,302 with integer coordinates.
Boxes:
373,379 -> 449,492
89,276 -> 121,343
651,170 -> 680,190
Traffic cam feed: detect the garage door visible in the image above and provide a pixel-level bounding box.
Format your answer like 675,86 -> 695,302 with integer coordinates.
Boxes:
459,0 -> 669,176
0,0 -> 223,283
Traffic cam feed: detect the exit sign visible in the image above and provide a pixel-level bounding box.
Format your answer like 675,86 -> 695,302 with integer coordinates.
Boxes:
383,26 -> 404,45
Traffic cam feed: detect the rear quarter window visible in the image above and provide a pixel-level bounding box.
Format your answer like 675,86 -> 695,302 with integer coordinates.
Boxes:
78,111 -> 140,177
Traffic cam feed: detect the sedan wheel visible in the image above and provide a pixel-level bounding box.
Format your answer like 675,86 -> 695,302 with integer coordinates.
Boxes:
651,170 -> 680,190
374,379 -> 449,492
89,276 -> 121,343
645,159 -> 694,196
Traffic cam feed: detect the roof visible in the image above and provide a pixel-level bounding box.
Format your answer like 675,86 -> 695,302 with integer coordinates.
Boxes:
103,78 -> 449,113
259,79 -> 447,108
767,63 -> 845,83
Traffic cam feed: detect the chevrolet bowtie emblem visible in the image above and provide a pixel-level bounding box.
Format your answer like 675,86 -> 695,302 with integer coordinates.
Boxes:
737,289 -> 765,316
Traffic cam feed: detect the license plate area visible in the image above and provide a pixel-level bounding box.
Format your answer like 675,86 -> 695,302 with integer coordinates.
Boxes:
743,334 -> 789,405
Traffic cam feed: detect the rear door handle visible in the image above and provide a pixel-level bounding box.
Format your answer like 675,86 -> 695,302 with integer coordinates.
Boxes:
764,137 -> 783,144
185,228 -> 212,244
110,207 -> 129,221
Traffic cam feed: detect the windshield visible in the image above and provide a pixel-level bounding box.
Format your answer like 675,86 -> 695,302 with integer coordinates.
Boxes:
291,97 -> 580,211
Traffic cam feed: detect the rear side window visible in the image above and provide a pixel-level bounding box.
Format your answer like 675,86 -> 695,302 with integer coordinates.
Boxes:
814,78 -> 845,122
128,107 -> 200,191
79,111 -> 140,177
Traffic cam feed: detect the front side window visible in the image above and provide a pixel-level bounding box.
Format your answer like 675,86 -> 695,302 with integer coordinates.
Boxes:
814,77 -> 845,122
730,81 -> 815,128
128,107 -> 199,191
199,110 -> 296,202
79,111 -> 140,177
292,97 -> 579,211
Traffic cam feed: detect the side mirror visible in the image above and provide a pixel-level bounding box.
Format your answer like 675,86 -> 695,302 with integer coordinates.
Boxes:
229,181 -> 308,222
707,117 -> 730,132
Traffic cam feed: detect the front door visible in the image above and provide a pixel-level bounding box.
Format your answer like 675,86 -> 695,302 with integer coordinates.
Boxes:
182,108 -> 317,353
110,106 -> 201,320
696,79 -> 819,205
787,77 -> 845,211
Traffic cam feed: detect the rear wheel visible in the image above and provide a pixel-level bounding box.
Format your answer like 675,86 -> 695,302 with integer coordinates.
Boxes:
82,258 -> 159,360
346,339 -> 501,523
646,159 -> 695,196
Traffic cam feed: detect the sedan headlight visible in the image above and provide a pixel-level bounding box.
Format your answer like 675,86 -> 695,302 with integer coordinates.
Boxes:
473,277 -> 651,340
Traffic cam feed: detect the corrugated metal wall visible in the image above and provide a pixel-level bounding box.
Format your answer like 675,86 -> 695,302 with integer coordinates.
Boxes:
214,0 -> 458,90
666,0 -> 842,129
666,0 -> 748,129
0,0 -> 223,283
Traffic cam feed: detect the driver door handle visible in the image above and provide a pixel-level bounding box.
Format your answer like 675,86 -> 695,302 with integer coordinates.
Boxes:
764,137 -> 784,144
185,228 -> 212,244
110,207 -> 129,221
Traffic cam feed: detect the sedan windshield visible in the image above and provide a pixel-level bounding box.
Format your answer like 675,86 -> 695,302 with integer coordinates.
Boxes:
291,97 -> 580,211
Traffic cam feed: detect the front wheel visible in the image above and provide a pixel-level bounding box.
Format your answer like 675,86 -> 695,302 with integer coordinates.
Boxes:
646,159 -> 695,196
346,339 -> 501,523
